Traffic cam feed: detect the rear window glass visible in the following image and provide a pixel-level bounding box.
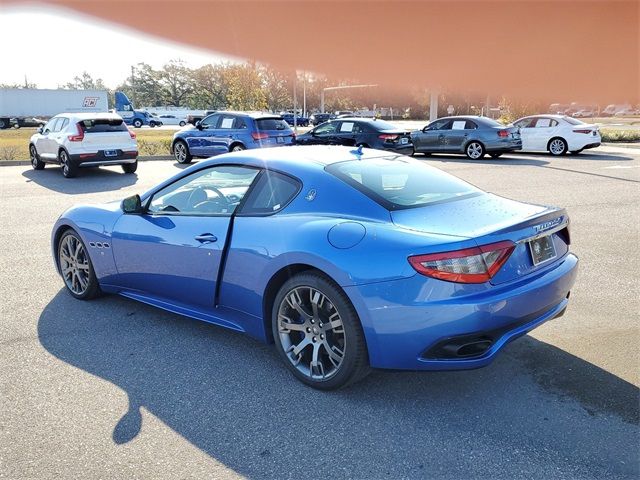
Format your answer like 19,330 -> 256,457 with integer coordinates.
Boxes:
367,119 -> 400,131
256,118 -> 290,131
326,157 -> 480,210
563,116 -> 584,125
79,118 -> 127,133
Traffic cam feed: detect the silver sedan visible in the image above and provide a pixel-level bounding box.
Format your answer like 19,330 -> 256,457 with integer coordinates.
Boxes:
411,115 -> 522,159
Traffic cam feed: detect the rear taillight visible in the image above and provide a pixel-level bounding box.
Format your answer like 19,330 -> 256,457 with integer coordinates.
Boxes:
252,132 -> 269,140
573,129 -> 592,134
497,130 -> 509,138
128,128 -> 136,139
408,241 -> 515,284
379,134 -> 399,141
67,123 -> 84,142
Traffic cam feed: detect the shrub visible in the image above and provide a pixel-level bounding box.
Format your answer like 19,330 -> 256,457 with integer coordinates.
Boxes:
0,146 -> 20,161
600,129 -> 640,143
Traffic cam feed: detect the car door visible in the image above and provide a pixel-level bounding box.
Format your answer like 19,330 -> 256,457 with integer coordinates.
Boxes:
414,119 -> 451,152
530,117 -> 557,151
443,118 -> 472,152
334,120 -> 359,146
302,121 -> 339,145
514,117 -> 536,151
35,117 -> 60,159
110,164 -> 261,310
187,114 -> 221,156
217,114 -> 243,151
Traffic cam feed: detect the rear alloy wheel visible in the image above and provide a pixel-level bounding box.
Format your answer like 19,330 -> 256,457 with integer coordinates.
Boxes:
548,138 -> 568,156
466,141 -> 485,159
230,144 -> 245,152
133,119 -> 143,128
30,145 -> 45,170
273,273 -> 370,390
122,161 -> 138,174
59,150 -> 77,178
58,230 -> 100,300
174,140 -> 192,164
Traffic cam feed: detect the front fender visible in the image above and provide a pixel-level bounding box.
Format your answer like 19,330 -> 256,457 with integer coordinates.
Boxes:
51,203 -> 123,283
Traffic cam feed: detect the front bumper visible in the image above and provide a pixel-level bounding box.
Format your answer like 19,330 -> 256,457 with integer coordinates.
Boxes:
344,252 -> 578,370
70,150 -> 138,167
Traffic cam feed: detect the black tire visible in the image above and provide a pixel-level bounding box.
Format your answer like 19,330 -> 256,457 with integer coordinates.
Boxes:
179,121 -> 186,127
133,119 -> 143,128
173,140 -> 192,164
30,144 -> 45,170
465,141 -> 485,160
57,229 -> 101,300
548,137 -> 568,156
272,272 -> 370,390
59,149 -> 77,178
149,123 -> 155,128
230,144 -> 245,152
122,161 -> 138,174
489,152 -> 503,159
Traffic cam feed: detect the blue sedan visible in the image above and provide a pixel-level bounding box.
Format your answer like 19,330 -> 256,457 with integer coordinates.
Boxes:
52,146 -> 578,389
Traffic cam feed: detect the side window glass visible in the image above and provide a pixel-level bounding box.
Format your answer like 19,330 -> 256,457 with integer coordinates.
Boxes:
439,120 -> 453,130
535,118 -> 552,128
240,171 -> 301,215
45,118 -> 60,133
465,120 -> 478,129
148,165 -> 259,216
219,116 -> 235,129
339,122 -> 355,133
57,118 -> 69,132
314,122 -> 337,135
200,114 -> 219,129
550,119 -> 558,127
451,120 -> 467,130
234,117 -> 247,129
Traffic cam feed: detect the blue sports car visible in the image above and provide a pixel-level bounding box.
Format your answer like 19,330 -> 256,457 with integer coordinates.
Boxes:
52,146 -> 578,389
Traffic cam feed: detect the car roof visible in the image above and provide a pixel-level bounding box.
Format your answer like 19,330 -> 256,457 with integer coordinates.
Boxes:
210,111 -> 283,119
197,145 -> 404,175
521,114 -> 565,119
57,112 -> 124,121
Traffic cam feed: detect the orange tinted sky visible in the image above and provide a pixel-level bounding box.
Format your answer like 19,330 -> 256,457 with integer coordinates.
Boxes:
3,0 -> 638,103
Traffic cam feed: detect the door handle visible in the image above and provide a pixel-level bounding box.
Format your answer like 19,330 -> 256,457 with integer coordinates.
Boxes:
195,233 -> 217,243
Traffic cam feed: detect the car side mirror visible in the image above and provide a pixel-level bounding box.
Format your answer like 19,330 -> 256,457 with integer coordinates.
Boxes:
195,121 -> 203,130
422,126 -> 430,132
37,127 -> 44,134
122,194 -> 143,214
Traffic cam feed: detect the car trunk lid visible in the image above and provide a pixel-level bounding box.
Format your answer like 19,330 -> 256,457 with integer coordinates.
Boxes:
392,193 -> 570,285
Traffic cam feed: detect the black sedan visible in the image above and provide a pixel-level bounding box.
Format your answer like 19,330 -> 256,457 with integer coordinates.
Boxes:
281,113 -> 309,127
295,118 -> 413,154
411,116 -> 522,159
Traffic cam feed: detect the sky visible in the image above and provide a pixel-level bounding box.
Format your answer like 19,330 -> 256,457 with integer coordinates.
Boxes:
0,4 -> 239,89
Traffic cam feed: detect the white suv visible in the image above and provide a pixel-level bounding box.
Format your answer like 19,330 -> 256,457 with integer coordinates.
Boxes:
29,113 -> 138,178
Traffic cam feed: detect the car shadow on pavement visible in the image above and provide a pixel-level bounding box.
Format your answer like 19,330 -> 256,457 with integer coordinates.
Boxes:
38,291 -> 640,478
420,154 -> 550,167
22,167 -> 138,194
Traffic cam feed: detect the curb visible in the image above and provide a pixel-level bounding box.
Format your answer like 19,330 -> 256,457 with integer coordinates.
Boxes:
0,155 -> 174,167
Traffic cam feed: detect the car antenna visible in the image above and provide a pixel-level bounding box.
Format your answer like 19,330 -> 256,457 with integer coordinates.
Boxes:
350,145 -> 364,158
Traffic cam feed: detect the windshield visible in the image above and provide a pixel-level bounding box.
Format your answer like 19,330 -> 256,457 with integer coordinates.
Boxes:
326,156 -> 481,210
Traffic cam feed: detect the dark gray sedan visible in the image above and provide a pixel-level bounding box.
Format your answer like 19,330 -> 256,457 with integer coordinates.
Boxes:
411,116 -> 522,159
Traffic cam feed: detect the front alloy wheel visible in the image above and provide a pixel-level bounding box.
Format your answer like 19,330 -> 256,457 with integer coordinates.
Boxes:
273,273 -> 369,389
30,145 -> 44,170
174,141 -> 192,164
58,231 -> 100,299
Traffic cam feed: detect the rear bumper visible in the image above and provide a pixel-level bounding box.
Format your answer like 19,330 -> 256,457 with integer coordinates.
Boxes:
70,150 -> 138,167
582,142 -> 601,150
344,252 -> 578,370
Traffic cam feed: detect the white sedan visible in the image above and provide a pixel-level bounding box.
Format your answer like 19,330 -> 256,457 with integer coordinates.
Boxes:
157,114 -> 187,126
512,115 -> 601,155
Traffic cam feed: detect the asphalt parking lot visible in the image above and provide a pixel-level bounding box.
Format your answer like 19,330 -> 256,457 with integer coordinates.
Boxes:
1,146 -> 639,479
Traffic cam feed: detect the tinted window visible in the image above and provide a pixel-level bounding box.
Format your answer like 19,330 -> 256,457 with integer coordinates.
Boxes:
367,119 -> 401,131
256,118 -> 289,131
427,119 -> 451,131
45,117 -> 60,132
79,118 -> 127,133
148,165 -> 259,216
240,171 -> 300,215
314,122 -> 338,135
326,157 -> 480,210
58,118 -> 69,131
476,117 -> 504,127
515,118 -> 535,128
219,115 -> 237,129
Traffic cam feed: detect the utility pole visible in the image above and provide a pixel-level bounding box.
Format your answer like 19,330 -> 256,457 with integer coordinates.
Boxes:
302,71 -> 307,117
131,65 -> 136,106
293,72 -> 298,133
429,90 -> 438,121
